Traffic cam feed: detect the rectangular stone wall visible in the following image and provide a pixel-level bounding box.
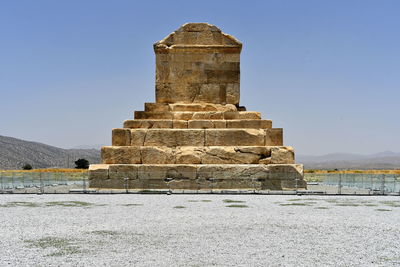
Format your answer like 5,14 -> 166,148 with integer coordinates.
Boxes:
155,50 -> 240,104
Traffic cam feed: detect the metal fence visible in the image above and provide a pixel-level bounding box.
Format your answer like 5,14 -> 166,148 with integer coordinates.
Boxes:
0,171 -> 399,195
0,171 -> 88,193
305,173 -> 400,195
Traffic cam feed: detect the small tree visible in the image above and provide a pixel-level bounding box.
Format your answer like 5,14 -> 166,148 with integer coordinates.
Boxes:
75,158 -> 89,169
22,164 -> 33,170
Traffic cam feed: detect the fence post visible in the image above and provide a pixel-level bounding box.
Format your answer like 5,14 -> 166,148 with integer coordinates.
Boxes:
39,172 -> 44,194
381,174 -> 385,195
11,172 -> 15,189
338,173 -> 342,195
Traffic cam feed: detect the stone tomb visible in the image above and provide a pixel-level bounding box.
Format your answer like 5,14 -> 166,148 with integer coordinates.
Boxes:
89,23 -> 306,191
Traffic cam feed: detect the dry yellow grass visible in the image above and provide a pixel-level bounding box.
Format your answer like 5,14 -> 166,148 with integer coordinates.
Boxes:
305,169 -> 400,174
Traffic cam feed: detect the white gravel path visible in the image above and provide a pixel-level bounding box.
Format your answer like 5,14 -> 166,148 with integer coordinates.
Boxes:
0,194 -> 399,267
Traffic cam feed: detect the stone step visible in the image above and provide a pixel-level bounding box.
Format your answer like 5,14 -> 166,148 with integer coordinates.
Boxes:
134,111 -> 261,120
112,128 -> 283,147
89,164 -> 306,190
144,103 -> 239,112
101,146 -> 294,165
123,119 -> 272,129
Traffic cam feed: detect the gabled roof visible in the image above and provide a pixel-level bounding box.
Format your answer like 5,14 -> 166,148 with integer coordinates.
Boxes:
154,23 -> 242,50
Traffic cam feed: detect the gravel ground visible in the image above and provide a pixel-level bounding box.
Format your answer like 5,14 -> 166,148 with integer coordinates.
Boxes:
0,195 -> 399,267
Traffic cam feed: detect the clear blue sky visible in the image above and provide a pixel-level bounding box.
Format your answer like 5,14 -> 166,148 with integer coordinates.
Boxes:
1,0 -> 399,155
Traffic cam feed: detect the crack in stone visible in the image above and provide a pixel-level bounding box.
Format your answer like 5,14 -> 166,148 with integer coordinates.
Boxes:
142,130 -> 148,146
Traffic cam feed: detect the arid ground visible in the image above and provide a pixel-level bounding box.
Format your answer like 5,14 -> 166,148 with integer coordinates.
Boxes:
0,194 -> 399,266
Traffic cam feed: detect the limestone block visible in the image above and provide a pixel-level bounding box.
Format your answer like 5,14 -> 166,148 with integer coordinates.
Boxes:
144,103 -> 169,112
193,84 -> 226,103
188,120 -> 214,129
102,146 -> 141,164
270,146 -> 295,164
112,129 -> 131,146
172,120 -> 188,129
224,111 -> 261,120
172,112 -> 195,120
187,120 -> 226,129
205,129 -> 265,146
108,164 -> 139,179
197,165 -> 268,180
265,128 -> 283,146
234,146 -> 270,156
260,179 -> 284,190
88,164 -> 109,180
130,129 -> 147,146
138,164 -> 197,180
212,120 -> 227,128
89,178 -> 126,189
168,179 -> 201,190
191,112 -> 225,120
226,120 -> 272,129
134,111 -> 173,120
266,164 -> 303,180
139,180 -> 168,190
175,147 -> 203,164
259,157 -> 272,165
141,147 -> 175,164
226,83 -> 240,104
169,103 -> 237,112
124,120 -> 173,129
143,129 -> 205,147
201,147 -> 261,164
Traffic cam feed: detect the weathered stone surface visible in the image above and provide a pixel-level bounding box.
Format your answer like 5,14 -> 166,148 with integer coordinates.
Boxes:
144,103 -> 169,112
201,147 -> 261,164
224,111 -> 261,120
134,111 -> 173,120
88,164 -> 109,180
169,103 -> 237,112
124,120 -> 172,129
154,23 -> 241,104
134,111 -> 262,121
226,120 -> 272,129
270,146 -> 295,164
89,164 -> 306,190
191,112 -> 225,120
112,129 -> 131,146
188,120 -> 226,129
205,129 -> 265,146
145,103 -> 237,112
141,147 -> 175,164
102,146 -> 141,164
108,164 -> 138,179
259,157 -> 272,165
102,146 -> 275,165
130,129 -> 147,146
172,120 -> 188,129
138,164 -> 197,180
175,147 -> 202,164
265,128 -> 283,146
142,129 -> 205,147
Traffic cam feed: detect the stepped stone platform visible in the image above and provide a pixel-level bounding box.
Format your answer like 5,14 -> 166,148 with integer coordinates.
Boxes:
89,23 -> 306,191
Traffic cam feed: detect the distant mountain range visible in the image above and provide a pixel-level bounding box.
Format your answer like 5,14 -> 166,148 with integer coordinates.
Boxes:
0,134 -> 399,170
0,135 -> 100,170
297,151 -> 400,169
